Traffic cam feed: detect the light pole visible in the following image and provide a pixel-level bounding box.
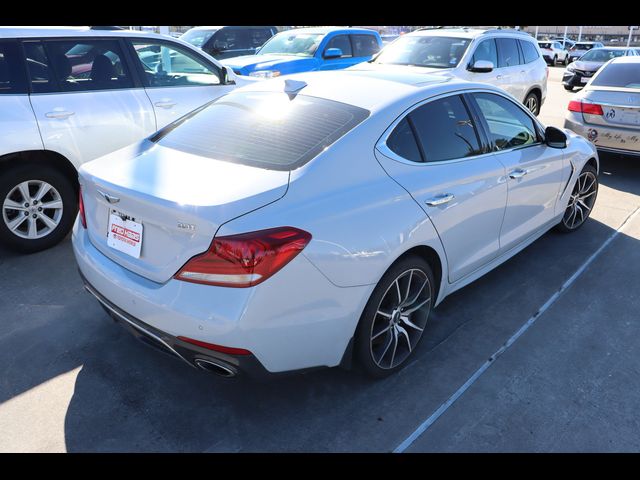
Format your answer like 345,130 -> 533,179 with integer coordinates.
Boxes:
563,25 -> 568,47
534,25 -> 539,39
578,26 -> 583,42
628,26 -> 638,47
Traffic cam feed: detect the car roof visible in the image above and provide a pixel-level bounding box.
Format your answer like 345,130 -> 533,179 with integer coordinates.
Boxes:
407,27 -> 532,40
234,69 -> 502,112
184,26 -> 275,32
274,26 -> 378,35
593,46 -> 635,50
0,26 -> 171,40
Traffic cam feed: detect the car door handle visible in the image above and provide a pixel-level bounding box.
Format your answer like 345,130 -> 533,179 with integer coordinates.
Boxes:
425,193 -> 455,206
154,101 -> 176,109
45,110 -> 75,119
496,74 -> 503,80
509,168 -> 529,179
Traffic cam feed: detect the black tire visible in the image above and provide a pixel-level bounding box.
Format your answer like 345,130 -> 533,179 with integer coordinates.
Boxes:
524,91 -> 541,116
354,255 -> 435,379
564,55 -> 569,66
555,164 -> 598,234
0,163 -> 77,253
564,85 -> 574,91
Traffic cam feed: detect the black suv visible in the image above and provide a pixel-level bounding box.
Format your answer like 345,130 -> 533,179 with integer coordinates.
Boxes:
180,26 -> 278,60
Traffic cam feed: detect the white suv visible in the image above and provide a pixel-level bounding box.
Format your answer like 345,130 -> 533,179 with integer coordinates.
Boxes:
352,28 -> 548,116
0,27 -> 252,253
537,40 -> 570,66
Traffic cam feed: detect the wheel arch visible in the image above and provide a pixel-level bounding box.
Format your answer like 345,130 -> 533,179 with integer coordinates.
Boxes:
0,150 -> 79,195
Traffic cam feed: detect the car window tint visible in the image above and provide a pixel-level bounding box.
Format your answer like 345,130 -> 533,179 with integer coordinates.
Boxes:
351,34 -> 380,57
410,95 -> 482,162
155,92 -> 370,171
386,117 -> 422,162
497,38 -> 521,67
132,41 -> 221,87
23,41 -> 55,93
473,92 -> 538,150
0,41 -> 27,94
250,28 -> 273,48
324,35 -> 352,57
519,40 -> 540,64
472,39 -> 497,67
43,39 -> 132,92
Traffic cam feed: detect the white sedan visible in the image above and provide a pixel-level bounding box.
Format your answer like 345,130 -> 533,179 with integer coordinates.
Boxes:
73,70 -> 599,379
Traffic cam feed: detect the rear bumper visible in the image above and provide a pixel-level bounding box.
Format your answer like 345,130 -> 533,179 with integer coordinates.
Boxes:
564,114 -> 640,156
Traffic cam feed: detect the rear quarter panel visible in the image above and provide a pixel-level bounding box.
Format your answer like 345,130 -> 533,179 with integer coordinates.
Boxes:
0,95 -> 43,157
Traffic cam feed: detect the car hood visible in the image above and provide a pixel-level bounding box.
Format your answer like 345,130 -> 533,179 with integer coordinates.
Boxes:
222,54 -> 317,74
571,60 -> 605,72
348,62 -> 454,76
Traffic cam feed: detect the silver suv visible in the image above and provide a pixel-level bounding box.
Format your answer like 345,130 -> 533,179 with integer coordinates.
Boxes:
352,27 -> 548,115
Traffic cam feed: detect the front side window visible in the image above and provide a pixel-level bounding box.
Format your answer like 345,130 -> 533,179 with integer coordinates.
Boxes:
351,34 -> 380,57
374,35 -> 471,68
497,38 -> 521,67
471,39 -> 498,67
43,39 -> 133,92
0,40 -> 27,94
473,92 -> 538,150
154,92 -> 370,171
324,35 -> 352,57
519,40 -> 540,64
132,41 -> 220,87
258,32 -> 324,57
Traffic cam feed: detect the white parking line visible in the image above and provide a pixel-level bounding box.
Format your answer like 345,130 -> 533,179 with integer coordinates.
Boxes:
393,205 -> 640,453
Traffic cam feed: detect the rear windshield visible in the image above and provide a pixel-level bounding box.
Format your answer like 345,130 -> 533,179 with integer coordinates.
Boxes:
153,91 -> 370,170
574,43 -> 595,50
538,42 -> 552,49
591,63 -> 640,89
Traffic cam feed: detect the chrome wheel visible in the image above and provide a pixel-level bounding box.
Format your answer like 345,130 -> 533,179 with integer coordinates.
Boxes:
369,268 -> 432,370
2,180 -> 64,240
563,171 -> 597,230
525,95 -> 538,115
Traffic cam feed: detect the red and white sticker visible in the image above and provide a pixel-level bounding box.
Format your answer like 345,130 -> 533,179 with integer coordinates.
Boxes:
107,213 -> 143,258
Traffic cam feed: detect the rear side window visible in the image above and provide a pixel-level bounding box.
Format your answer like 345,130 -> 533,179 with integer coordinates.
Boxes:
471,39 -> 497,67
249,28 -> 273,48
0,40 -> 27,94
591,63 -> 640,89
155,92 -> 370,171
351,34 -> 380,57
44,39 -> 133,92
519,40 -> 540,64
23,41 -> 53,93
497,38 -> 521,67
410,95 -> 482,162
386,117 -> 422,162
324,35 -> 352,57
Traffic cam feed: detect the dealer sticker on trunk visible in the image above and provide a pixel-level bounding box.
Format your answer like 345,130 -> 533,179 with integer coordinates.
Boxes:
107,212 -> 143,259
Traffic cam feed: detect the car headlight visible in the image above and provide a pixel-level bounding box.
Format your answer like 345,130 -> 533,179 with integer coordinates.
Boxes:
566,63 -> 576,72
249,70 -> 281,79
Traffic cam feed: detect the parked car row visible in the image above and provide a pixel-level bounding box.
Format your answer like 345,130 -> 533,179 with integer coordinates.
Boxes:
2,26 -> 611,380
562,46 -> 639,91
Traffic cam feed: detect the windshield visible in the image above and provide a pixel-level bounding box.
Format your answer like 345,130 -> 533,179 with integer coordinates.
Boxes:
180,29 -> 218,48
573,43 -> 595,51
258,32 -> 324,57
580,49 -> 627,62
374,35 -> 471,68
591,63 -> 640,89
154,91 -> 370,171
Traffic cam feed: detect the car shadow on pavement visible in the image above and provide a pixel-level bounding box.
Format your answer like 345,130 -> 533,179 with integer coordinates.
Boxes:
597,152 -> 640,196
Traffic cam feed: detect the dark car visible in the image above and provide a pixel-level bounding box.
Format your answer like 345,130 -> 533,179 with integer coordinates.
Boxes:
180,26 -> 278,60
568,41 -> 604,62
562,47 -> 638,91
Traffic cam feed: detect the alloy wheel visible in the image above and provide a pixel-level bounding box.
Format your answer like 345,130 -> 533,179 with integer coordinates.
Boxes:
2,180 -> 64,240
369,268 -> 432,370
562,171 -> 597,230
525,95 -> 538,115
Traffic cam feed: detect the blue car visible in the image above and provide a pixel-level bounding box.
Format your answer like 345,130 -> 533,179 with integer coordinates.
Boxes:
222,27 -> 382,78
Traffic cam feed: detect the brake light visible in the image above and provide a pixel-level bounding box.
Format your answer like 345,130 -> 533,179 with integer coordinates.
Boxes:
568,100 -> 603,115
79,187 -> 87,229
177,336 -> 252,356
175,227 -> 312,287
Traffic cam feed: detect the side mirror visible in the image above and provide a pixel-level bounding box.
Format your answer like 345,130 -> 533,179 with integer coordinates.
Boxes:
545,126 -> 567,149
323,47 -> 343,59
468,60 -> 494,73
221,66 -> 235,85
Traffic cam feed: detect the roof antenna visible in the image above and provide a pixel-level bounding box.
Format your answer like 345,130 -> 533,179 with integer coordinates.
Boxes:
284,79 -> 307,99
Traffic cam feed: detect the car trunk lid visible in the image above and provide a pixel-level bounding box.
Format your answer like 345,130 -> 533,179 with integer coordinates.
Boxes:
581,88 -> 640,129
79,141 -> 290,283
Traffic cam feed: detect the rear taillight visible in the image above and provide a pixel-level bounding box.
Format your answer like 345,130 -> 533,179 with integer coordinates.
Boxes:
568,100 -> 603,115
78,187 -> 87,229
175,227 -> 312,287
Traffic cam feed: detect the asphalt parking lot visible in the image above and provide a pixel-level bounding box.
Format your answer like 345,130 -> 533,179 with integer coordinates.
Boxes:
1,66 -> 640,452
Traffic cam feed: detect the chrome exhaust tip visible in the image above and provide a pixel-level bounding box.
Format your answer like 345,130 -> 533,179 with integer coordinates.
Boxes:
194,359 -> 237,378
